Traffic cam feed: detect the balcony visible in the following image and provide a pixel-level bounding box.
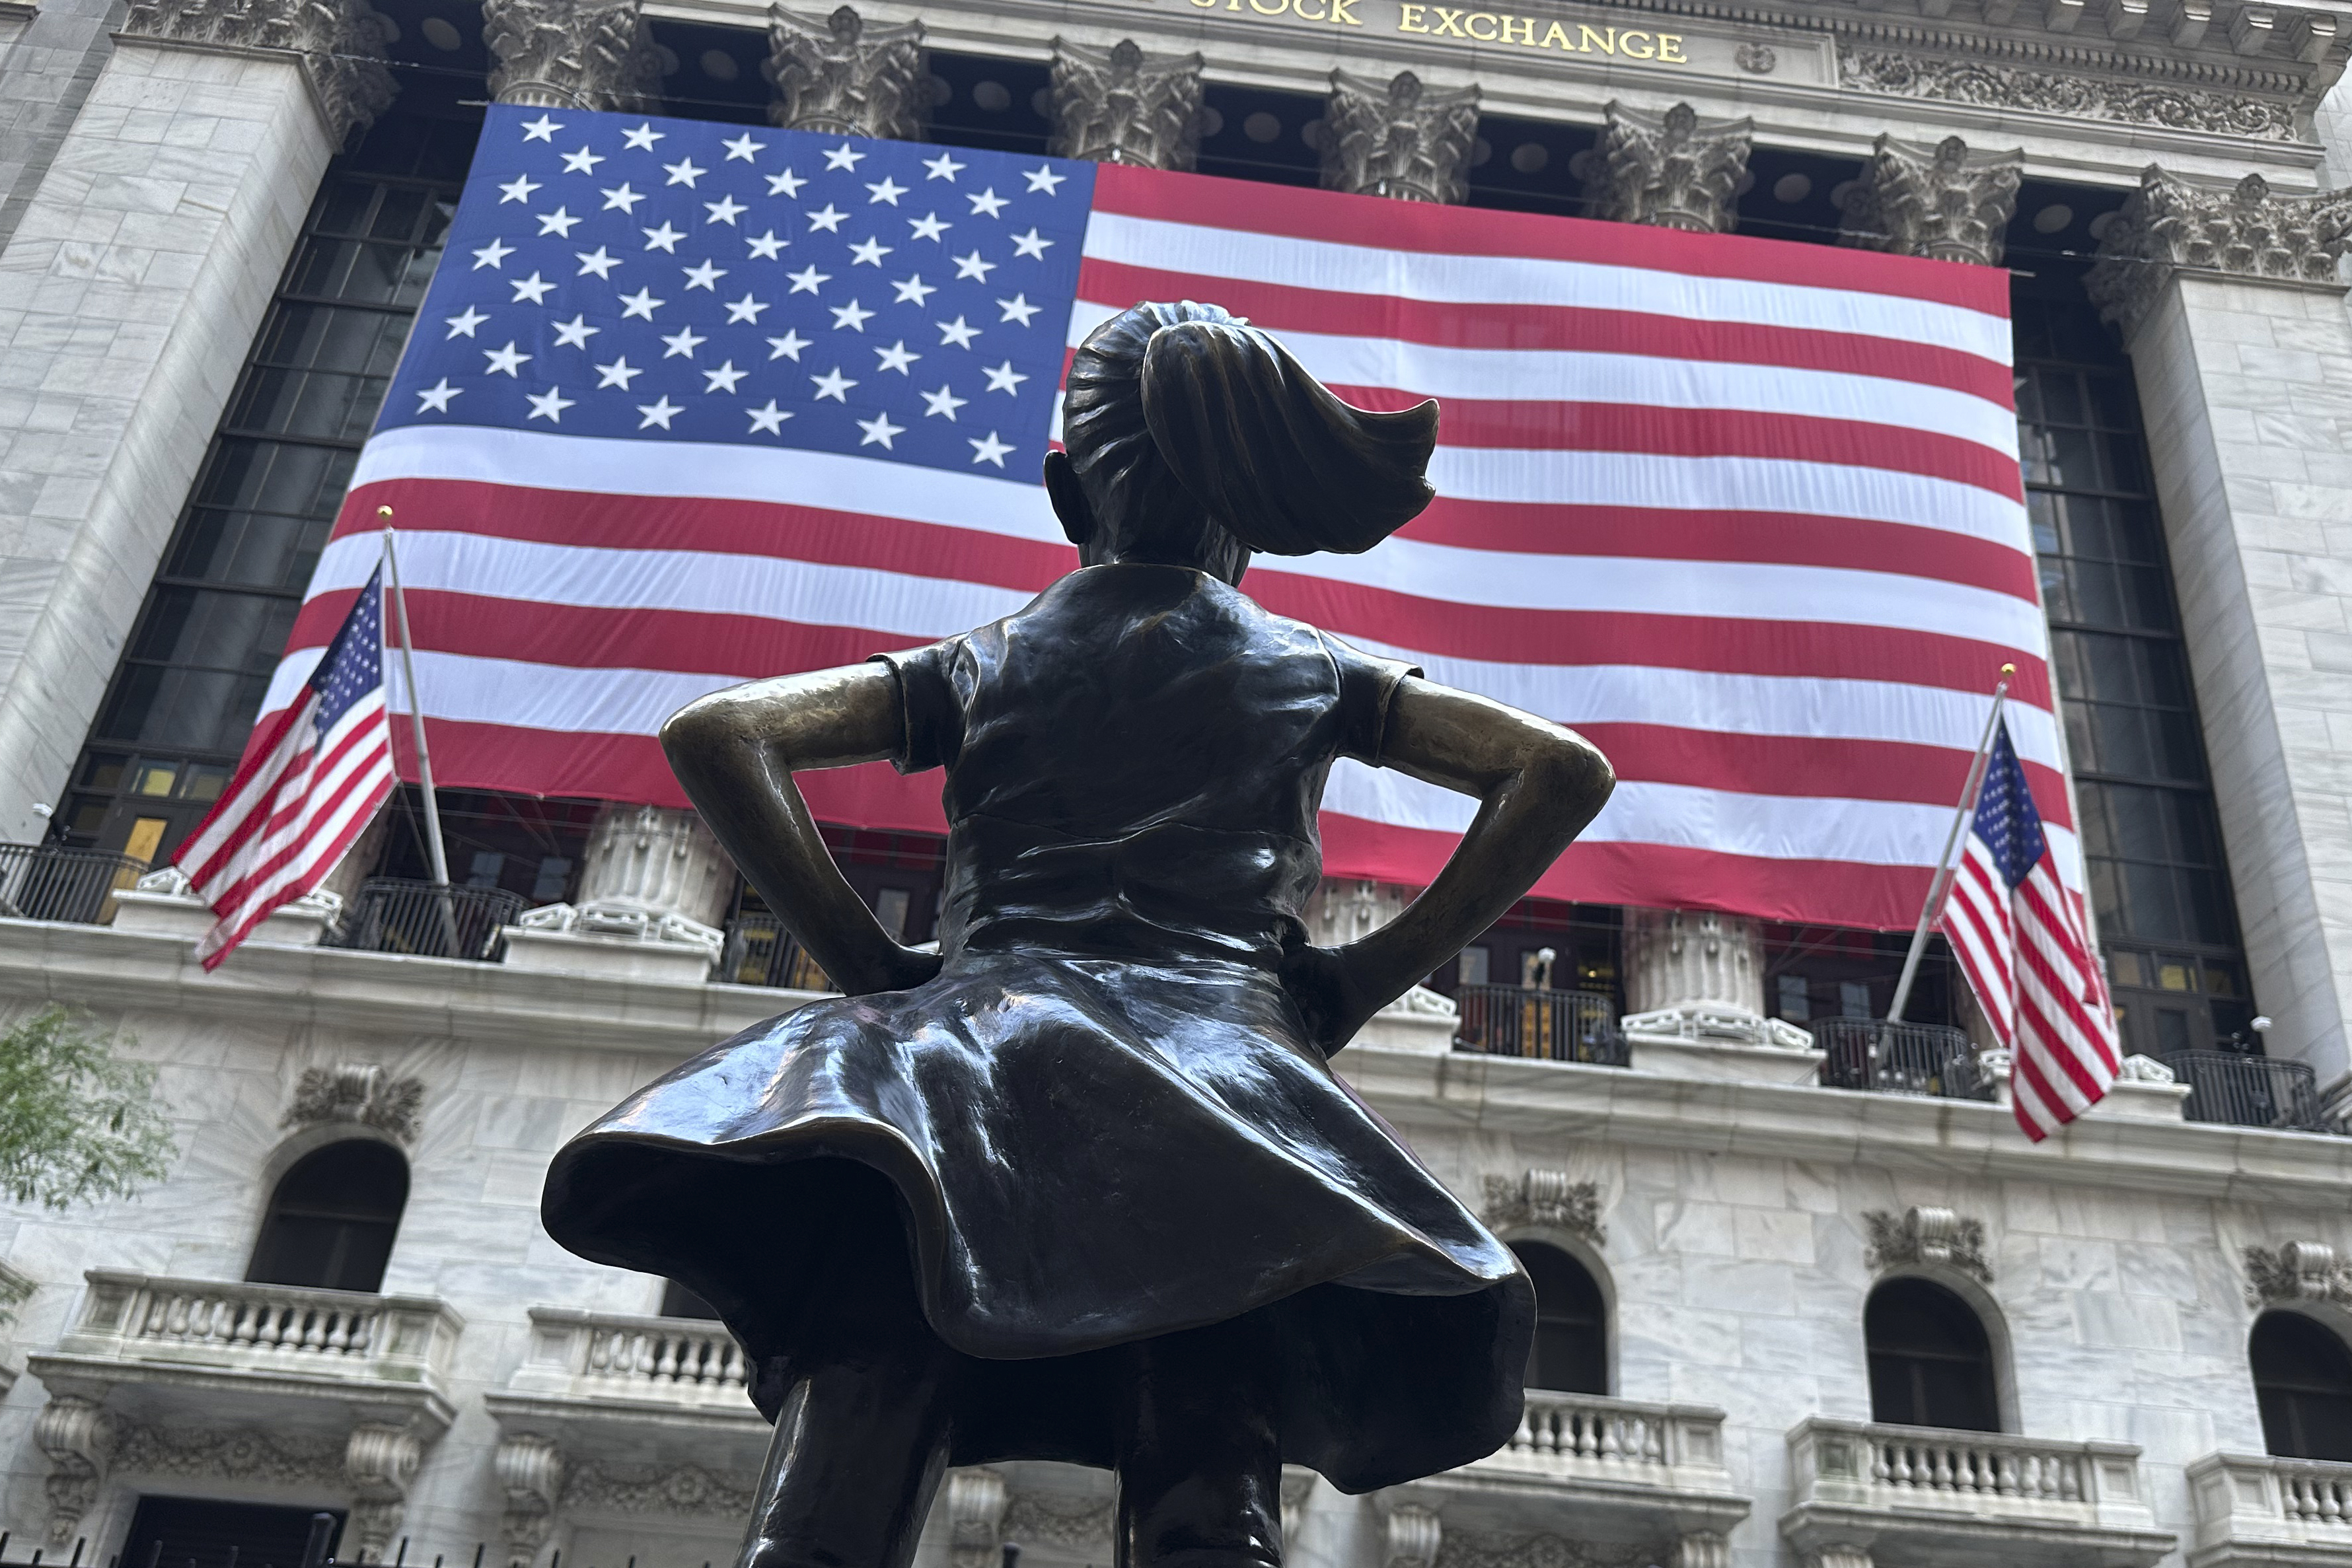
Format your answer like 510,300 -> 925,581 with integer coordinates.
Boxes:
486,1308 -> 766,1475
1452,984 -> 1628,1065
0,843 -> 147,925
326,878 -> 526,964
2186,1451 -> 2352,1566
717,911 -> 830,991
2164,1051 -> 2327,1132
1810,1018 -> 1983,1099
1782,1418 -> 2174,1568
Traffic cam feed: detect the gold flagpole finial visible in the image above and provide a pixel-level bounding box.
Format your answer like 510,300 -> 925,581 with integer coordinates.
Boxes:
2000,662 -> 2015,677
377,505 -> 394,523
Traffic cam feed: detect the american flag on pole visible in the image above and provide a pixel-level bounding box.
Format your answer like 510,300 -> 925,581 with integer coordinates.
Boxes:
256,102 -> 2073,933
1939,719 -> 2121,1139
182,567 -> 396,970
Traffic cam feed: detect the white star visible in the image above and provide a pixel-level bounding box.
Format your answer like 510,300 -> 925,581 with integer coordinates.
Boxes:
1023,165 -> 1068,195
866,176 -> 908,205
893,273 -> 937,305
415,378 -> 462,412
766,330 -> 811,361
787,265 -> 830,294
1011,228 -> 1053,259
908,211 -> 951,242
825,143 -> 865,170
766,168 -> 807,197
601,182 -> 645,213
721,133 -> 766,162
998,293 -> 1041,326
561,146 -> 605,174
810,367 -> 857,401
664,158 -> 706,187
921,382 -> 966,419
575,246 -> 620,278
705,196 -> 749,226
682,260 -> 727,290
953,250 -> 996,281
551,313 -> 599,348
472,237 -> 515,269
642,222 -> 684,252
806,203 -> 848,233
537,206 -> 581,236
527,386 -> 575,422
830,299 -> 874,331
746,400 -> 792,434
857,411 -> 906,448
622,122 -> 664,151
703,360 -> 748,393
520,114 -> 562,142
922,151 -> 966,181
969,431 -> 1014,466
967,188 -> 1009,218
937,315 -> 980,349
875,339 -> 918,374
637,396 -> 683,429
983,360 -> 1029,394
509,271 -> 556,304
595,357 -> 643,388
747,230 -> 788,260
661,326 -> 707,358
848,237 -> 893,267
497,174 -> 541,203
444,305 -> 490,338
618,287 -> 663,320
725,293 -> 768,323
484,341 -> 531,376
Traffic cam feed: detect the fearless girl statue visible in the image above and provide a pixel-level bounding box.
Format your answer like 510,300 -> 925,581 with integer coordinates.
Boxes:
543,302 -> 1615,1568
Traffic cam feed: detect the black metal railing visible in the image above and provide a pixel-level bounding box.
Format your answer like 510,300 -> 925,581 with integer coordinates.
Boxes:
0,843 -> 149,925
719,912 -> 834,991
2164,1050 -> 2325,1132
1452,983 -> 1627,1065
326,878 -> 524,962
1810,1017 -> 1981,1098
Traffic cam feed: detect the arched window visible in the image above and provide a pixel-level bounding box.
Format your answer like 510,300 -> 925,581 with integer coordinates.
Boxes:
1866,1278 -> 2001,1432
1512,1242 -> 1607,1394
2252,1312 -> 2352,1460
246,1141 -> 408,1293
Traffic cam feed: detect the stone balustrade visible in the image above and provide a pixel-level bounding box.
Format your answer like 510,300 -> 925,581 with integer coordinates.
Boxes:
2187,1450 -> 2352,1565
501,1307 -> 765,1419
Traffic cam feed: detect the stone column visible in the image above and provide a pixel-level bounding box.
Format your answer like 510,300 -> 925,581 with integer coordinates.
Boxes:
1578,100 -> 1751,232
0,0 -> 393,844
1047,38 -> 1203,170
1835,132 -> 2024,264
1623,908 -> 1765,1016
504,804 -> 736,980
763,3 -> 924,138
1303,878 -> 1409,947
2086,165 -> 2352,1098
481,0 -> 658,111
1319,69 -> 1478,204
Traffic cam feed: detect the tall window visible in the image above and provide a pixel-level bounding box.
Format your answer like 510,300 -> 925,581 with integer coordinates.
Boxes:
248,1141 -> 409,1294
2013,283 -> 2256,1059
1512,1242 -> 1607,1394
1864,1278 -> 2000,1432
2252,1312 -> 2352,1461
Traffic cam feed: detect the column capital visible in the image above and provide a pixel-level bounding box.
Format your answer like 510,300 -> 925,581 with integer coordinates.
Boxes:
1048,38 -> 1203,169
482,0 -> 658,111
764,3 -> 925,139
120,0 -> 395,142
1319,69 -> 1478,205
2088,162 -> 2352,335
1837,133 -> 2024,266
1580,100 -> 1751,232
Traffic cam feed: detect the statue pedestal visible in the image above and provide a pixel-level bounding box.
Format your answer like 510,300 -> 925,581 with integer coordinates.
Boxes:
1623,1002 -> 1824,1086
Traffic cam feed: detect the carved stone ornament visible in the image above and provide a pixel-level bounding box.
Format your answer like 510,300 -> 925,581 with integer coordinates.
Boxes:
1863,1205 -> 1992,1283
1734,42 -> 1776,73
1837,133 -> 2024,266
346,1422 -> 423,1559
34,1396 -> 114,1545
2087,164 -> 2352,335
1432,1528 -> 1661,1568
999,1490 -> 1116,1547
2244,1241 -> 2352,1307
1623,908 -> 1763,1016
111,1421 -> 346,1487
497,1433 -> 566,1564
763,3 -> 925,139
562,1459 -> 754,1516
1673,1536 -> 1731,1568
1839,46 -> 2298,143
1481,1169 -> 1606,1244
1804,1550 -> 1875,1568
285,1061 -> 425,1144
1386,1503 -> 1442,1568
1048,38 -> 1204,170
482,0 -> 659,112
946,1467 -> 1010,1568
1580,101 -> 1751,234
1321,70 -> 1480,205
119,0 -> 397,143
1280,1468 -> 1317,1548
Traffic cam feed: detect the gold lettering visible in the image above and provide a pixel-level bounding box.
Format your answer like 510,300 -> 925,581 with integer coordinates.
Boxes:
1398,1 -> 1427,27
1499,11 -> 1535,42
1541,18 -> 1576,47
1431,5 -> 1468,33
1657,32 -> 1687,59
1578,22 -> 1616,51
1330,0 -> 1360,22
1463,10 -> 1498,38
1619,28 -> 1653,55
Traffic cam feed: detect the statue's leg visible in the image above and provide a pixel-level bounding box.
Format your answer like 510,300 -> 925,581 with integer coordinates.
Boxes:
1114,1321 -> 1283,1568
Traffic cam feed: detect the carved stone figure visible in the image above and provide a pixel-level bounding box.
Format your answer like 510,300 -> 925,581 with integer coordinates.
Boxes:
120,0 -> 396,143
1321,70 -> 1479,205
2088,164 -> 2352,334
1863,1206 -> 1993,1283
480,0 -> 658,111
763,3 -> 925,139
544,303 -> 1615,1568
1048,38 -> 1203,169
1581,101 -> 1751,233
1836,133 -> 2024,266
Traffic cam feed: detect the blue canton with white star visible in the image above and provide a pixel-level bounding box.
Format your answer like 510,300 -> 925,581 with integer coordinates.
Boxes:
382,104 -> 1095,476
314,566 -> 386,732
1971,720 -> 2047,892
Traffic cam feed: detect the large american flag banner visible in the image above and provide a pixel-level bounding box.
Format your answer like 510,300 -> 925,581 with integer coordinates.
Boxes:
260,102 -> 2069,932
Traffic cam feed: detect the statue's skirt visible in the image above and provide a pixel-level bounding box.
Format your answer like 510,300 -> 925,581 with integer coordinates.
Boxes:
542,948 -> 1534,1493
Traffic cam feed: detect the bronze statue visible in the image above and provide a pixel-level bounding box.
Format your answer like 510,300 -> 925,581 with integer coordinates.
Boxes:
542,302 -> 1614,1568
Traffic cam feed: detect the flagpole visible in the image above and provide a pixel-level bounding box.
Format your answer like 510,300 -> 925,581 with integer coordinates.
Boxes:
1888,664 -> 2015,1023
379,506 -> 463,954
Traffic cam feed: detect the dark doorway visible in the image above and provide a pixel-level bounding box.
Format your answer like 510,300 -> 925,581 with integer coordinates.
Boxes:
120,1497 -> 344,1568
1866,1277 -> 2001,1431
1512,1242 -> 1607,1394
2253,1312 -> 2352,1461
247,1141 -> 409,1293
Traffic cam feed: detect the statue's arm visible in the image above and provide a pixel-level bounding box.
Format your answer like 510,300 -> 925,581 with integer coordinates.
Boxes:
661,662 -> 941,995
1289,677 -> 1613,1051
